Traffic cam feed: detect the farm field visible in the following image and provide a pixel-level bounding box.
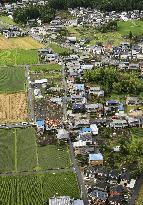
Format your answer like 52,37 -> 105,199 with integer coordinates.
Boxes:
0,66 -> 26,93
31,63 -> 61,72
0,92 -> 28,123
118,20 -> 143,35
0,128 -> 71,172
0,172 -> 80,205
0,129 -> 15,172
0,36 -> 45,50
0,49 -> 39,65
38,144 -> 71,169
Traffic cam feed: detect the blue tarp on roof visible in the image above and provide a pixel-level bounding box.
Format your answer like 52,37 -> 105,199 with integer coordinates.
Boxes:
107,100 -> 118,104
74,84 -> 85,91
36,120 -> 44,127
89,153 -> 103,161
82,127 -> 92,132
118,104 -> 124,111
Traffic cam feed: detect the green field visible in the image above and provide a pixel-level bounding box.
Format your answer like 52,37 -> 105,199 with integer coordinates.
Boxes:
31,63 -> 61,72
0,128 -> 71,173
0,172 -> 80,205
0,129 -> 15,172
136,183 -> 143,205
49,43 -> 72,55
0,49 -> 38,65
67,26 -> 125,46
0,16 -> 16,25
38,144 -> 71,169
0,66 -> 26,93
118,20 -> 143,35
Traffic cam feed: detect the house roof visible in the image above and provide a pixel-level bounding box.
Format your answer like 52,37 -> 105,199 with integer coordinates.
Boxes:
73,200 -> 84,205
91,189 -> 108,201
89,153 -> 103,161
57,129 -> 69,139
36,120 -> 44,127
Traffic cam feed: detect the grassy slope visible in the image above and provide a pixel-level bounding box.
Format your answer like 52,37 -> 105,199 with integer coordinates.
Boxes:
0,36 -> 45,50
0,16 -> 16,25
136,183 -> 143,205
118,20 -> 143,35
0,66 -> 26,92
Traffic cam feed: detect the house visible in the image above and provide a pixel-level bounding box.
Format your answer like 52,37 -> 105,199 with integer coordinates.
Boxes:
67,36 -> 76,43
90,124 -> 98,135
72,103 -> 86,113
106,100 -> 119,107
57,128 -> 69,141
49,196 -> 84,205
34,88 -> 43,98
36,119 -> 45,132
110,120 -> 128,128
89,153 -> 103,166
109,195 -> 124,205
90,189 -> 108,202
80,127 -> 92,135
85,104 -> 103,114
126,96 -> 139,105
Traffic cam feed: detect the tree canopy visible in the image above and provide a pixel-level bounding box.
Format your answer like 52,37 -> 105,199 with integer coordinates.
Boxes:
84,67 -> 143,95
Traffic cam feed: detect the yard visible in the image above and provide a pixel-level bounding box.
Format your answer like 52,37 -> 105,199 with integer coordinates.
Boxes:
0,49 -> 39,65
0,36 -> 45,50
0,172 -> 80,205
118,20 -> 143,36
0,66 -> 26,93
0,128 -> 71,172
0,92 -> 28,123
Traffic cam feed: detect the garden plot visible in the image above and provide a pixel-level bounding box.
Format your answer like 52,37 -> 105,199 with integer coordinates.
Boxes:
0,92 -> 28,123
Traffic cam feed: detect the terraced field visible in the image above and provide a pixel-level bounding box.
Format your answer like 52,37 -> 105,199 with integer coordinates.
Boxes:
0,172 -> 80,205
0,49 -> 39,65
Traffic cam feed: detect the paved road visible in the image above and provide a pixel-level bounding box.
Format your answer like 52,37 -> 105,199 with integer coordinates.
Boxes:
26,65 -> 35,121
128,174 -> 143,205
61,58 -> 88,205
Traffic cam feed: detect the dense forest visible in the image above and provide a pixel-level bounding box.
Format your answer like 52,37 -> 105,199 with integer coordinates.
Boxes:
2,0 -> 143,12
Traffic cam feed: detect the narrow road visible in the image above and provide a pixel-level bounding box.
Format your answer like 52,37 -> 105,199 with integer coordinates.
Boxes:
61,58 -> 88,205
25,65 -> 35,122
